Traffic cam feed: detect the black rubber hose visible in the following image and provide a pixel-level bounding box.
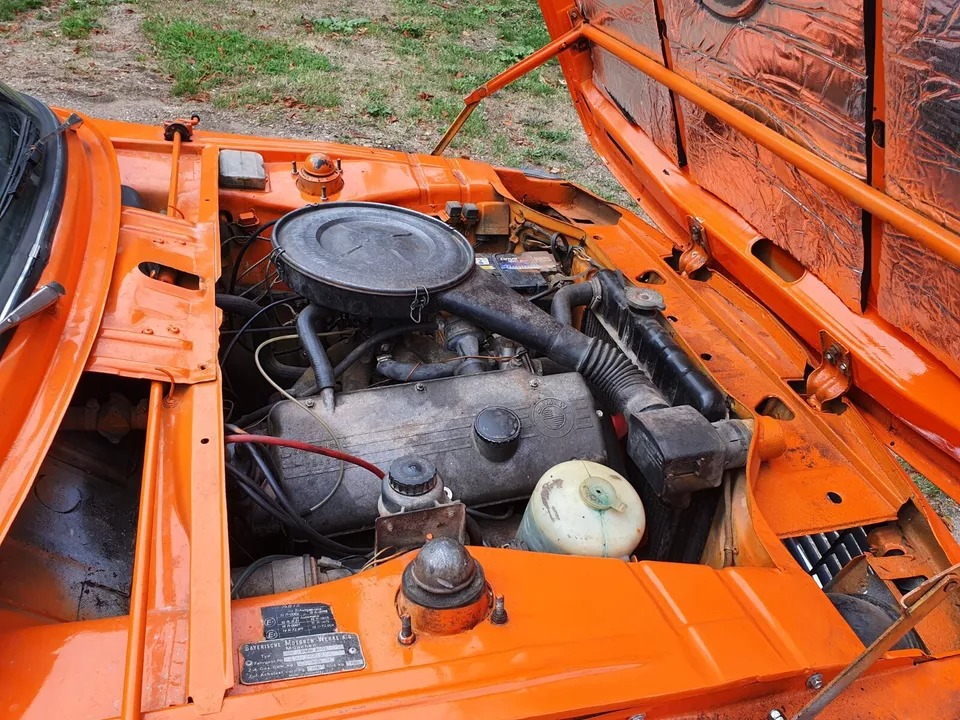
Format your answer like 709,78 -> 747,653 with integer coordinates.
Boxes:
437,268 -> 667,414
448,331 -> 486,376
376,358 -> 459,381
297,322 -> 439,396
216,293 -> 304,384
297,304 -> 336,393
550,281 -> 595,326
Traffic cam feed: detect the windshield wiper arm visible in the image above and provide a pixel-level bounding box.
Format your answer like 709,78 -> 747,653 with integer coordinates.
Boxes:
0,281 -> 65,335
0,113 -> 82,221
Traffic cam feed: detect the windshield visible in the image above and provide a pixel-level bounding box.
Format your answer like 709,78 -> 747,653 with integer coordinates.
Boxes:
0,84 -> 65,333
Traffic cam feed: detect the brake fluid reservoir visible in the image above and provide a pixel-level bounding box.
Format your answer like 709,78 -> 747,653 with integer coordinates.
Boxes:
516,460 -> 645,558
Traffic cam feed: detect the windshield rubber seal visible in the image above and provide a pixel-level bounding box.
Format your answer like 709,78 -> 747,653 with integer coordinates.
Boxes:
0,89 -> 67,355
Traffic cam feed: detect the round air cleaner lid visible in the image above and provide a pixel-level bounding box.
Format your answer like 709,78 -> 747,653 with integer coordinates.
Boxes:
272,202 -> 475,318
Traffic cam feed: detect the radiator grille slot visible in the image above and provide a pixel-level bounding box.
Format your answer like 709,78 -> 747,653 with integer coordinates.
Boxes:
784,527 -> 870,588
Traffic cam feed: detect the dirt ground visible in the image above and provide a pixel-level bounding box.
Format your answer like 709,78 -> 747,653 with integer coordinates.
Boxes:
2,0 -> 959,544
0,0 -> 634,204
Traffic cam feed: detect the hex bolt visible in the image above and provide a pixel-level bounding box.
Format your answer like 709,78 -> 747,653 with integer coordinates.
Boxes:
838,361 -> 849,374
490,594 -> 508,625
529,378 -> 540,389
806,672 -> 824,690
304,399 -> 315,408
397,614 -> 416,646
415,382 -> 426,392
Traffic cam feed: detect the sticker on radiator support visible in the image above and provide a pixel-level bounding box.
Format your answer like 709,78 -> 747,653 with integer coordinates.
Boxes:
261,603 -> 337,639
239,632 -> 365,685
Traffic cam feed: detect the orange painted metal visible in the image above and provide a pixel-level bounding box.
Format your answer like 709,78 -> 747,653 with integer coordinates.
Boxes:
580,21 -> 960,267
120,381 -> 163,720
0,110 -> 120,545
1,46 -> 959,717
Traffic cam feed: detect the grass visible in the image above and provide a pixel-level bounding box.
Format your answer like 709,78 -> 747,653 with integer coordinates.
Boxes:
0,0 -> 637,206
0,0 -> 41,22
60,0 -> 104,38
306,16 -> 371,36
142,18 -> 334,99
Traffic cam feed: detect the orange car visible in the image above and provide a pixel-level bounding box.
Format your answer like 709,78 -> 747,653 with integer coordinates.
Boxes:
0,0 -> 958,718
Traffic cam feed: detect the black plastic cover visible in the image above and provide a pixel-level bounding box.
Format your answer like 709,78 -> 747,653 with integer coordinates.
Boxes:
388,455 -> 439,497
588,272 -> 727,421
273,202 -> 474,317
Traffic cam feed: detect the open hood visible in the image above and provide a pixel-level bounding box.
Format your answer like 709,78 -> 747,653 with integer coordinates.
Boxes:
529,0 -> 960,496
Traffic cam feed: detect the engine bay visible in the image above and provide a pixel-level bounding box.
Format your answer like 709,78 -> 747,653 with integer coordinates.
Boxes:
215,195 -> 754,594
1,137 -> 957,712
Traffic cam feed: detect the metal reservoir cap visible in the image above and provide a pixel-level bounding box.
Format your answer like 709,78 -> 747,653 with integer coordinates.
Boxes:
398,537 -> 491,636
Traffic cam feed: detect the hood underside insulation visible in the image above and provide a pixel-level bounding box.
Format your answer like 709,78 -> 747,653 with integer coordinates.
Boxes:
575,0 -> 959,372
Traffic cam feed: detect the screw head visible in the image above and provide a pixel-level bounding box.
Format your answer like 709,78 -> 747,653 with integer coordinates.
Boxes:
807,672 -> 824,690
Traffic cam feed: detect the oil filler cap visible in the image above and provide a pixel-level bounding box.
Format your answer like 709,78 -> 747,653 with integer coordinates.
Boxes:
473,406 -> 521,462
388,455 -> 439,497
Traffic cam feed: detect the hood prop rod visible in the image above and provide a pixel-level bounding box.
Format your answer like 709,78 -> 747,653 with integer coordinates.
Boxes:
789,562 -> 960,720
431,24 -> 583,156
434,21 -> 960,268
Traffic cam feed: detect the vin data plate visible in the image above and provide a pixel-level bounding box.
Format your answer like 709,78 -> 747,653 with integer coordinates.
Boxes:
240,632 -> 365,685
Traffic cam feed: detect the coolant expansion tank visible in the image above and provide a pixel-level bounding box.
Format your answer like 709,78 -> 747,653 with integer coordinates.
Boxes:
516,460 -> 645,558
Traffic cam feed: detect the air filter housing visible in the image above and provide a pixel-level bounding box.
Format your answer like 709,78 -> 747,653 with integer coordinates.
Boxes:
272,202 -> 474,318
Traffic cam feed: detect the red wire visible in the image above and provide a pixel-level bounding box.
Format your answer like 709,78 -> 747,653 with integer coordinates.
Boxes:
223,434 -> 385,479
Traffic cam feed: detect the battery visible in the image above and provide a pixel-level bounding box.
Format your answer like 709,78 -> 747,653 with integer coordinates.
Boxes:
474,252 -> 559,293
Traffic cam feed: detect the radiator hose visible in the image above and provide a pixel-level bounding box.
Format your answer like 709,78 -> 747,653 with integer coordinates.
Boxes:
437,267 -> 668,415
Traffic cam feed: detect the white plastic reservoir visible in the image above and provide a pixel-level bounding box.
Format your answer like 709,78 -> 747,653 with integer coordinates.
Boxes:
516,460 -> 645,558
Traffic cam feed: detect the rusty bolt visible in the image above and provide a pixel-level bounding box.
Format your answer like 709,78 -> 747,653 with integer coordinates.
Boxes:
806,673 -> 824,690
398,614 -> 416,646
490,595 -> 508,625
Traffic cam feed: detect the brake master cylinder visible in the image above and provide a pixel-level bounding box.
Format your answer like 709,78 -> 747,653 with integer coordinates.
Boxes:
378,455 -> 449,516
516,460 -> 646,558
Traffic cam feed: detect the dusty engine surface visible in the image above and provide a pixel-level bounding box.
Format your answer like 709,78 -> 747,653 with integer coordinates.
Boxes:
267,369 -> 610,534
218,198 -> 752,586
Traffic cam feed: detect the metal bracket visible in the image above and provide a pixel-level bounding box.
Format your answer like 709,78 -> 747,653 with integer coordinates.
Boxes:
163,114 -> 200,142
790,562 -> 960,719
805,331 -> 851,410
678,217 -> 710,276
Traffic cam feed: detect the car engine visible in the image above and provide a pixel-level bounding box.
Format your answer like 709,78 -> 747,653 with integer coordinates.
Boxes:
217,199 -> 752,595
